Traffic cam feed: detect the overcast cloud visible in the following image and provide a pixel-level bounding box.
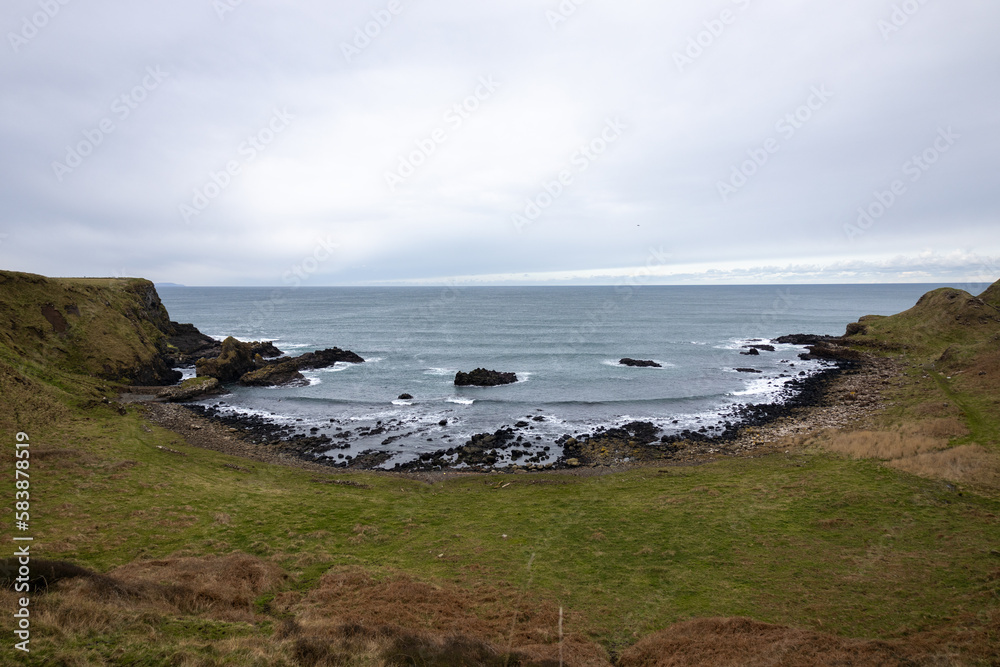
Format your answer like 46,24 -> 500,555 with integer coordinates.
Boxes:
1,0 -> 997,285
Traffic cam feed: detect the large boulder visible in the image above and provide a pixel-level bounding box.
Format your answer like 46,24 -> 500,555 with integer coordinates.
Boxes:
293,347 -> 365,370
454,368 -> 518,387
620,358 -> 662,368
195,337 -> 256,382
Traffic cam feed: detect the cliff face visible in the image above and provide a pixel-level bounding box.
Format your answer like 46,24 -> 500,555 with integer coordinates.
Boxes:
0,270 -> 181,385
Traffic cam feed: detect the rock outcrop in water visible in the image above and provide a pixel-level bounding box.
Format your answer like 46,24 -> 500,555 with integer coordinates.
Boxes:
196,337 -> 257,383
239,347 -> 365,387
620,358 -> 662,368
166,327 -> 281,368
239,361 -> 308,387
774,334 -> 863,362
454,368 -> 518,387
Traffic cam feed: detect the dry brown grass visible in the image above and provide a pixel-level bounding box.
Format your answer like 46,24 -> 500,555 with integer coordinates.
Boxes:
888,444 -> 1000,487
903,417 -> 970,440
819,430 -> 946,461
291,567 -> 611,666
42,552 -> 288,624
814,415 -> 1000,489
617,617 -> 937,667
10,551 -> 997,665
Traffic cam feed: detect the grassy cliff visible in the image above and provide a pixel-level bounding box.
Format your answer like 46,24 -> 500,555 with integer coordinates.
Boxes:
0,271 -> 179,386
0,271 -> 182,438
846,285 -> 1000,365
1,273 -> 999,665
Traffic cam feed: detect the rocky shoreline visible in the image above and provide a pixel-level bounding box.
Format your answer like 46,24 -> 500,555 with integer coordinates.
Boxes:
134,338 -> 896,476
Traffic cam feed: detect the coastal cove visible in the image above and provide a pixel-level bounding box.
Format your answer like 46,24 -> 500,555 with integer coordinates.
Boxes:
148,284 -> 983,472
3,271 -> 1000,664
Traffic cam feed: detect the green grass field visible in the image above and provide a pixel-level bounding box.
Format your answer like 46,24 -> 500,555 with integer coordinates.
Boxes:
2,274 -> 999,665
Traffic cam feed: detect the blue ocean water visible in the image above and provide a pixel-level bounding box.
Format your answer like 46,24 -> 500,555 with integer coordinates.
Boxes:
157,283 -> 986,467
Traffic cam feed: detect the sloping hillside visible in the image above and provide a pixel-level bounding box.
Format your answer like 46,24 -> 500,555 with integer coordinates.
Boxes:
0,270 -> 180,386
2,273 -> 999,665
844,282 -> 1000,366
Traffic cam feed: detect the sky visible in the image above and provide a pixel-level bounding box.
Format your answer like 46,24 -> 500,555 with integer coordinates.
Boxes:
1,0 -> 997,286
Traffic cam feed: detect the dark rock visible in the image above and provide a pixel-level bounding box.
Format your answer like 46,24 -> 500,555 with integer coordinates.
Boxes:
740,348 -> 760,356
774,334 -> 842,346
620,358 -> 662,368
294,347 -> 365,369
247,341 -> 283,358
239,361 -> 307,387
743,344 -> 776,352
398,393 -> 413,400
157,377 -> 221,402
798,342 -> 863,362
735,368 -> 763,373
164,322 -> 222,365
454,368 -> 518,387
454,428 -> 517,466
238,347 -> 364,387
196,337 -> 257,382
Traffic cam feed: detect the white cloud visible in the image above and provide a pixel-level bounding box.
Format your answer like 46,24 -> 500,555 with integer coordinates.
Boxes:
0,0 -> 997,285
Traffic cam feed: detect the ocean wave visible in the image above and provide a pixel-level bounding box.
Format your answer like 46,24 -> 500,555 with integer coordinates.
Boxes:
314,362 -> 352,373
424,367 -> 457,376
714,338 -> 772,351
392,399 -> 414,406
446,397 -> 474,405
729,376 -> 790,398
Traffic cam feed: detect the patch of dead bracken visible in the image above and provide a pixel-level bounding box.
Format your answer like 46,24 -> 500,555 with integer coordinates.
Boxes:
289,567 -> 612,666
616,615 -> 999,667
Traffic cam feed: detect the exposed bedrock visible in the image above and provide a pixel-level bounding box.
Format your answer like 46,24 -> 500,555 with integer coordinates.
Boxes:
454,368 -> 518,387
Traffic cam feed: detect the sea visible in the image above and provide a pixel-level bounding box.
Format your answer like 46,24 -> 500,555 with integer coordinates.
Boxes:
157,283 -> 987,468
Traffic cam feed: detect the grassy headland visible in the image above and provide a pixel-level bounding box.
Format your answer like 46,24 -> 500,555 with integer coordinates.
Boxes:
1,271 -> 998,665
